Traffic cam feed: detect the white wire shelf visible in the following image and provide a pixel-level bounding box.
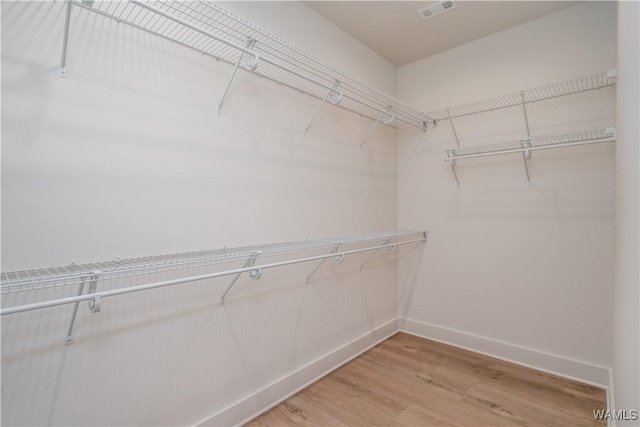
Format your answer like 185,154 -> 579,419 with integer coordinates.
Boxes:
443,127 -> 616,185
1,230 -> 427,343
62,1 -> 432,133
427,70 -> 617,121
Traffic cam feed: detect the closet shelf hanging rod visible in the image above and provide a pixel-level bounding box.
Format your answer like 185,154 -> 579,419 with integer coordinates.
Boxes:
0,235 -> 427,316
445,137 -> 615,161
444,128 -> 616,162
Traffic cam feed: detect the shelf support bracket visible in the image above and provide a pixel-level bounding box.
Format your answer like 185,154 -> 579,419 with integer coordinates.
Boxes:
520,92 -> 532,183
360,238 -> 393,270
87,271 -> 102,313
217,37 -> 259,115
65,274 -> 88,345
305,243 -> 341,284
445,151 -> 460,186
59,0 -> 73,78
304,81 -> 342,135
447,108 -> 460,147
359,107 -> 394,149
521,140 -> 532,183
520,91 -> 531,138
220,251 -> 260,306
65,270 -> 100,345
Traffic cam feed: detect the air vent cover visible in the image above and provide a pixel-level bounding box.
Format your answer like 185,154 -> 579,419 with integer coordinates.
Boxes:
417,0 -> 457,20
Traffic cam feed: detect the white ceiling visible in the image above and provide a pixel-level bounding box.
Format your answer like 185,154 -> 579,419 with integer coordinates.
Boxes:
305,1 -> 579,66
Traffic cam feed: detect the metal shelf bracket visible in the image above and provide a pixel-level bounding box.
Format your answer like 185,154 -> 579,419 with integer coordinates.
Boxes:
519,91 -> 533,183
305,243 -> 341,284
59,1 -> 73,78
359,107 -> 394,148
445,150 -> 460,186
65,270 -> 100,345
304,81 -> 342,135
360,237 -> 391,270
220,252 -> 261,306
87,271 -> 101,313
446,108 -> 460,147
521,140 -> 532,183
240,38 -> 259,71
217,37 -> 259,115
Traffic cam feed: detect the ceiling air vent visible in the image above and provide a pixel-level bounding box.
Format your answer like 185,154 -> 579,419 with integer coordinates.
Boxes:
417,0 -> 457,20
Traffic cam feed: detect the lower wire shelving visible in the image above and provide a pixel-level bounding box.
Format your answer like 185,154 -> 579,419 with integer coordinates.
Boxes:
443,127 -> 616,185
1,230 -> 428,344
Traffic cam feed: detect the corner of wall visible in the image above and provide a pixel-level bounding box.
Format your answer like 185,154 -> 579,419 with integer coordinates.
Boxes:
197,318 -> 400,427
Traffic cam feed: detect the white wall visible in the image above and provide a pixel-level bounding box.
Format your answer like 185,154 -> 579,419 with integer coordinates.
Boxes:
613,0 -> 640,421
398,1 -> 617,383
1,1 -> 403,425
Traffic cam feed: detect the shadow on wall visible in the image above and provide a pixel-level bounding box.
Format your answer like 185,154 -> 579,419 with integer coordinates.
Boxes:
398,242 -> 426,319
1,60 -> 50,147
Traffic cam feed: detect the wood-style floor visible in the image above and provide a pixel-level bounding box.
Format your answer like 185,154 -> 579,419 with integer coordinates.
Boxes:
247,333 -> 606,426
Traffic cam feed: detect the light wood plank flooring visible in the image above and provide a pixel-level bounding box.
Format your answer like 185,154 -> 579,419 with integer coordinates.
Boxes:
247,333 -> 606,426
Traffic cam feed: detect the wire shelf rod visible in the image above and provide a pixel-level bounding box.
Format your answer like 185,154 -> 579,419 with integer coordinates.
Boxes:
446,136 -> 615,161
444,128 -> 616,162
0,234 -> 427,316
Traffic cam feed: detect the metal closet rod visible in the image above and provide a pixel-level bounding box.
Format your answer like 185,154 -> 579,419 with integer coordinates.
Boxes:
87,1 -> 430,129
446,136 -> 616,161
444,129 -> 616,161
0,233 -> 427,316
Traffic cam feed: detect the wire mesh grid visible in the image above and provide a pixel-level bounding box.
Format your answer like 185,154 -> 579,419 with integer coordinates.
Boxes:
0,231 -> 425,304
444,128 -> 615,160
70,0 -> 431,129
429,70 -> 617,121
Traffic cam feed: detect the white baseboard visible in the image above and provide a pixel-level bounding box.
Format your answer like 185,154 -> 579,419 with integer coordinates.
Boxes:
197,317 -> 610,426
400,318 -> 610,389
197,318 -> 400,427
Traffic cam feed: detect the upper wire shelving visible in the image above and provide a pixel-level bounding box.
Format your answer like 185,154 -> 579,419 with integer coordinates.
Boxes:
1,230 -> 428,344
61,0 -> 433,140
427,70 -> 617,122
429,69 -> 617,185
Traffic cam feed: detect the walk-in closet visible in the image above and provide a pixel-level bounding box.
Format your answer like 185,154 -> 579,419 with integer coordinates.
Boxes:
1,1 -> 638,426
